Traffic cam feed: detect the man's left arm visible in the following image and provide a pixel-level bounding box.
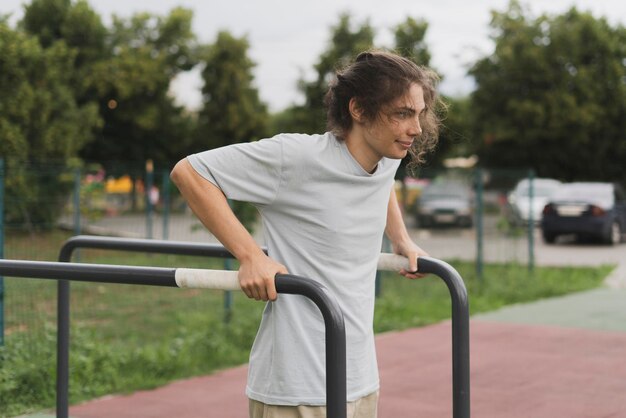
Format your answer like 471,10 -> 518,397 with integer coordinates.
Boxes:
385,185 -> 428,279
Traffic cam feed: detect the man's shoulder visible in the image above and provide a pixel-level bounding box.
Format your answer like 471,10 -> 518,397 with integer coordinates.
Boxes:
272,132 -> 332,144
272,132 -> 336,155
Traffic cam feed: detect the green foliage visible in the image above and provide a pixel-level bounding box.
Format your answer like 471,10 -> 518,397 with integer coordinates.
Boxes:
0,317 -> 261,416
196,31 -> 269,151
0,20 -> 100,226
280,14 -> 375,134
393,17 -> 431,66
21,0 -> 107,69
429,96 -> 473,167
194,31 -> 269,231
374,261 -> 611,332
79,7 -> 199,168
470,1 -> 626,183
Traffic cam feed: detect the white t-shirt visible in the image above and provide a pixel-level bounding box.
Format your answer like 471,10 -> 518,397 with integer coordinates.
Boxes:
188,132 -> 400,405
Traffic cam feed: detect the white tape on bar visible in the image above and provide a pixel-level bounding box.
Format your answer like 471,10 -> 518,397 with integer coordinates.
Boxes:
176,254 -> 411,290
175,268 -> 240,290
377,253 -> 411,272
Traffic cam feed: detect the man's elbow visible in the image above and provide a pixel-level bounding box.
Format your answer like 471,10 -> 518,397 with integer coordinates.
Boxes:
170,159 -> 187,186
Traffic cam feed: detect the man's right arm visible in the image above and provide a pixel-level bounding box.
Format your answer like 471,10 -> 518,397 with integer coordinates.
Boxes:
170,158 -> 287,301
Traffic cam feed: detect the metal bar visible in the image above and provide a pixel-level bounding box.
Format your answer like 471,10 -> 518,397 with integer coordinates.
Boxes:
145,160 -> 154,239
377,254 -> 470,417
475,168 -> 484,279
59,234 -> 268,260
3,256 -> 347,418
56,237 -> 345,416
416,257 -> 471,418
161,171 -> 170,240
276,275 -> 346,418
528,170 -> 535,273
0,158 -> 4,347
56,235 -> 262,418
57,167 -> 81,414
53,236 -> 470,417
0,260 -> 177,286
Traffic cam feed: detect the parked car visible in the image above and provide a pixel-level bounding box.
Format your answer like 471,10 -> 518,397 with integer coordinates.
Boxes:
541,182 -> 626,245
414,181 -> 473,228
507,178 -> 562,224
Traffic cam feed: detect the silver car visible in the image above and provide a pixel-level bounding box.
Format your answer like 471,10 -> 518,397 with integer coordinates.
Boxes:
508,178 -> 562,224
415,182 -> 473,228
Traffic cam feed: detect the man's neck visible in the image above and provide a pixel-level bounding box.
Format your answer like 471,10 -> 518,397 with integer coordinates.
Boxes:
344,129 -> 380,174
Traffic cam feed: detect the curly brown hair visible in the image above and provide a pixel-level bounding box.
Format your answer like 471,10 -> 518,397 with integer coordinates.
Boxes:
324,50 -> 443,167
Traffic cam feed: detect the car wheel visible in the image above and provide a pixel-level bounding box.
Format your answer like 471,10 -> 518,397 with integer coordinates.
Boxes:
542,231 -> 556,244
605,221 -> 622,245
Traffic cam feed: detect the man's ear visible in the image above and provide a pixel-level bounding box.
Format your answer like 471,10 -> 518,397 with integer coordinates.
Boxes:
349,98 -> 364,123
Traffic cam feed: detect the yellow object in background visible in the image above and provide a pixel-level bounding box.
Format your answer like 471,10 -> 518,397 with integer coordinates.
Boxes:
105,175 -> 133,194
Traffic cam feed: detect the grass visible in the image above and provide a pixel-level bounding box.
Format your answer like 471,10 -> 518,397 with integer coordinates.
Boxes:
0,230 -> 614,416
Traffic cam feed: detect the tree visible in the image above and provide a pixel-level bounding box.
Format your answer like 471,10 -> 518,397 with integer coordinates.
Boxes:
79,7 -> 199,170
469,1 -> 626,183
21,0 -> 107,68
393,17 -> 431,66
195,30 -> 269,230
275,14 -> 375,134
0,21 -> 100,226
196,31 -> 268,151
21,2 -> 198,212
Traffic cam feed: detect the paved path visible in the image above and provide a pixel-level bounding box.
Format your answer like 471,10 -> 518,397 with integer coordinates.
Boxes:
59,321 -> 626,418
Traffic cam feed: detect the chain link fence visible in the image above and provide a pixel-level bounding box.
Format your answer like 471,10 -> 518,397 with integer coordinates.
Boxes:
0,160 -> 541,362
0,160 -> 248,362
397,167 -> 537,272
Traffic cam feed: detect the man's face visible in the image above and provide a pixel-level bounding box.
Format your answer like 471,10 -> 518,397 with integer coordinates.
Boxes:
361,83 -> 426,163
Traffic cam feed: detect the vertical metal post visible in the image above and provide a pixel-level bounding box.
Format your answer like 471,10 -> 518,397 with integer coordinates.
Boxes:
73,168 -> 81,241
527,170 -> 535,273
419,257 -> 471,418
223,259 -> 234,324
161,171 -> 170,240
53,237 -> 346,417
223,199 -> 235,322
57,167 -> 80,418
474,168 -> 484,279
145,160 -> 154,239
0,159 -> 5,346
276,275 -> 347,418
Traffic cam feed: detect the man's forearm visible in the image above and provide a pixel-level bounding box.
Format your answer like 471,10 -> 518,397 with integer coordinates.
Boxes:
385,186 -> 411,244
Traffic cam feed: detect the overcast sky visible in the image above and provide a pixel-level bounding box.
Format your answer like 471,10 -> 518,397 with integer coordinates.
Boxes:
2,0 -> 625,112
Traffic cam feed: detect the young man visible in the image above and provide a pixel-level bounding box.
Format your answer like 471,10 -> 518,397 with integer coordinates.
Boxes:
171,50 -> 442,418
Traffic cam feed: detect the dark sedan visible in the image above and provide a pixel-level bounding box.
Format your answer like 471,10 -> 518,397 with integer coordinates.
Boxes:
541,182 -> 626,245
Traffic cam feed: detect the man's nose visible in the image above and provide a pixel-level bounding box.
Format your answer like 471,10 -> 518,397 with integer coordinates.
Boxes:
408,116 -> 422,137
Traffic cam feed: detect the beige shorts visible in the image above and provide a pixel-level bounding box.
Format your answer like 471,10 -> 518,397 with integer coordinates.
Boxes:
249,391 -> 379,418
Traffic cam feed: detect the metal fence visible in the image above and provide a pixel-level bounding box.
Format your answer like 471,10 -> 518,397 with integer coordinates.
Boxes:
399,167 -> 538,273
0,159 -> 482,416
0,160 -> 537,349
